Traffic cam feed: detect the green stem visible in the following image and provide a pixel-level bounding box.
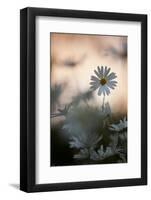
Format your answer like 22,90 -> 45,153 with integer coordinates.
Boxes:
102,95 -> 105,111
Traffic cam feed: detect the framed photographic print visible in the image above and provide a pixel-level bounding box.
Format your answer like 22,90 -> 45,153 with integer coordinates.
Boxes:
20,7 -> 147,192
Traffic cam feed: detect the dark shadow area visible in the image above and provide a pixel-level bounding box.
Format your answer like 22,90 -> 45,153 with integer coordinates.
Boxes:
9,183 -> 20,190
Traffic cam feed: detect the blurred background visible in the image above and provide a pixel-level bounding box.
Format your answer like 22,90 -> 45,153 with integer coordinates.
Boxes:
50,33 -> 127,116
50,33 -> 127,166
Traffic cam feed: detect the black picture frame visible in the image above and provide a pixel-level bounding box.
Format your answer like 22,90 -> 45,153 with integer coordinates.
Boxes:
20,7 -> 147,192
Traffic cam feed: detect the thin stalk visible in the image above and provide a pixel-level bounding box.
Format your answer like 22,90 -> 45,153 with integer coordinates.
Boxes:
102,95 -> 105,112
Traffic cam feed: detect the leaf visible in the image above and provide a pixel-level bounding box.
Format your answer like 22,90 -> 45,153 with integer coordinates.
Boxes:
73,149 -> 89,159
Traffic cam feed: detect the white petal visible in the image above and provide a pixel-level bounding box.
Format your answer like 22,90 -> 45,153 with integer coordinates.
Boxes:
98,86 -> 105,96
107,81 -> 117,89
90,81 -> 97,85
90,81 -> 100,88
97,66 -> 102,74
91,75 -> 100,82
107,72 -> 117,81
104,85 -> 110,95
98,66 -> 104,78
103,66 -> 107,77
100,66 -> 104,76
90,84 -> 100,90
94,69 -> 100,78
107,81 -> 117,88
98,86 -> 104,96
108,80 -> 117,85
104,67 -> 111,77
107,82 -> 115,89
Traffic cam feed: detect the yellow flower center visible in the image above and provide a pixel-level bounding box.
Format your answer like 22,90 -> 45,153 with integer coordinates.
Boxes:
100,78 -> 107,85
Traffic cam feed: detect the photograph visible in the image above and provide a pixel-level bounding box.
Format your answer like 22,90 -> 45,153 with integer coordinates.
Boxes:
20,7 -> 147,193
50,33 -> 128,166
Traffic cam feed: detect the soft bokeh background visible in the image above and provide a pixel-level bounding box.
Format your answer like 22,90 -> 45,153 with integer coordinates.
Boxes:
50,33 -> 127,117
50,33 -> 127,166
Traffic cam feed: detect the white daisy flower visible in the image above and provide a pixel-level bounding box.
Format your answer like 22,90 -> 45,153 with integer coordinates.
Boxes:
109,117 -> 127,132
90,66 -> 117,96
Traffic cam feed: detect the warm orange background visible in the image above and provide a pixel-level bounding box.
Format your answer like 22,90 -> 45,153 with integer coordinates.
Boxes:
50,33 -> 127,115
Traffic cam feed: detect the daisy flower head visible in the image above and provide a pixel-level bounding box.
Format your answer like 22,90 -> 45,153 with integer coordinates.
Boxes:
90,66 -> 117,96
